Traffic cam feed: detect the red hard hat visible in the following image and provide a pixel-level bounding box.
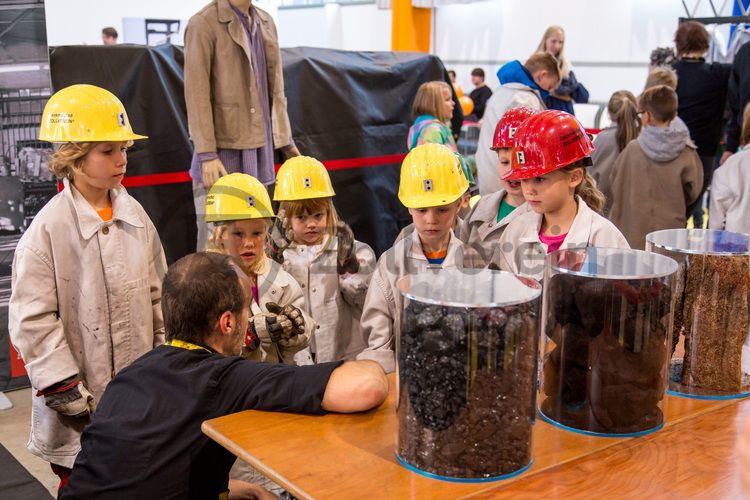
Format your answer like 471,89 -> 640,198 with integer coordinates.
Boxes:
491,107 -> 539,150
503,110 -> 594,181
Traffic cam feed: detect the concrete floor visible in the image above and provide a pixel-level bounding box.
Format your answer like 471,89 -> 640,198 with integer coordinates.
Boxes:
0,388 -> 60,497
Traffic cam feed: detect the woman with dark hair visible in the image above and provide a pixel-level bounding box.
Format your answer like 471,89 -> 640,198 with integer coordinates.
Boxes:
672,20 -> 731,227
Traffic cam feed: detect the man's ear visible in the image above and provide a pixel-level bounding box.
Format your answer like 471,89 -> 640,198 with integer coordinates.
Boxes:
218,310 -> 234,335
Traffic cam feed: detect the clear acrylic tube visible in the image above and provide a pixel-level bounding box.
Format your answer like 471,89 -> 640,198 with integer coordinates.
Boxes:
646,229 -> 750,399
539,247 -> 678,436
396,268 -> 541,481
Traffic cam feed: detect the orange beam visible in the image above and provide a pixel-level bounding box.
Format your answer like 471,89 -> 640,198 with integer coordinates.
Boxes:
391,0 -> 431,52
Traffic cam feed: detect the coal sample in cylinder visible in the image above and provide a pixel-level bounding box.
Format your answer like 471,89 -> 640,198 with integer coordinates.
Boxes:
540,248 -> 677,436
396,269 -> 541,480
647,229 -> 750,398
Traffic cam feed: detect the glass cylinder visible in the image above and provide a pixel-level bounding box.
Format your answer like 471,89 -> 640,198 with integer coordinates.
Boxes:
540,248 -> 678,436
396,268 -> 541,481
646,229 -> 750,399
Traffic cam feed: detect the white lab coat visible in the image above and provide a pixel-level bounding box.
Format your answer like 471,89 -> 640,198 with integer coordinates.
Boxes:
8,178 -> 166,467
458,189 -> 531,268
356,231 -> 466,373
498,197 -> 630,281
246,258 -> 314,364
282,236 -> 376,362
709,145 -> 750,234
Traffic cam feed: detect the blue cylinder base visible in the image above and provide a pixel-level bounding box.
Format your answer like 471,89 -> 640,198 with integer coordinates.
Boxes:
395,453 -> 533,483
538,410 -> 664,438
667,388 -> 750,400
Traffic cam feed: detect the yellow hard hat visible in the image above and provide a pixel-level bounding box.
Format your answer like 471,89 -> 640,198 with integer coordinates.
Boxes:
205,173 -> 275,223
273,156 -> 335,201
398,143 -> 469,209
39,84 -> 147,143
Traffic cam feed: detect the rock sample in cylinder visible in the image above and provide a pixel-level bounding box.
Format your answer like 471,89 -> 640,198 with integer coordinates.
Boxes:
396,269 -> 541,480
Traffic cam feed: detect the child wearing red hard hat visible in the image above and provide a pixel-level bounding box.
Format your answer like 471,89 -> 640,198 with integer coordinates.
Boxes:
459,107 -> 536,268
497,110 -> 629,280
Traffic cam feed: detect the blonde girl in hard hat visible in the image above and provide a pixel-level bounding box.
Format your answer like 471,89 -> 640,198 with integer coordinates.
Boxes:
356,143 -> 469,373
205,173 -> 312,364
8,84 -> 167,487
267,156 -> 376,363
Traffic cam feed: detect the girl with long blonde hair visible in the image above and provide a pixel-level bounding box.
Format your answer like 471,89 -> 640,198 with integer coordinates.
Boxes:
536,25 -> 589,114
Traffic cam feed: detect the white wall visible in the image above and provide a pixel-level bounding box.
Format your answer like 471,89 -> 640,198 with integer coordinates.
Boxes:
435,0 -> 720,103
44,0 -> 389,51
44,0 -> 278,46
44,0 -> 728,104
276,3 -> 391,51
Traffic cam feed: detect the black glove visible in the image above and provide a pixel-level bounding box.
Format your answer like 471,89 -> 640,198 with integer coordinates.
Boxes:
38,376 -> 94,418
266,302 -> 305,338
267,209 -> 294,264
268,314 -> 292,343
336,221 -> 359,275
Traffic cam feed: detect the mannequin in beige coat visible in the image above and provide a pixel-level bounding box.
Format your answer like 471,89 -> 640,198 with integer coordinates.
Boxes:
185,0 -> 300,251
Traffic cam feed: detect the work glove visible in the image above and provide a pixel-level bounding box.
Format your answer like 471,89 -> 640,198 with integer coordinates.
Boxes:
336,221 -> 359,275
38,376 -> 94,418
251,312 -> 293,344
201,158 -> 228,189
267,210 -> 294,265
340,278 -> 369,309
266,302 -> 306,339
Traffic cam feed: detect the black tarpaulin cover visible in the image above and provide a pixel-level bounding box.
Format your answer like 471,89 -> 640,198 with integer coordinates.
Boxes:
48,44 -> 452,258
49,44 -> 196,264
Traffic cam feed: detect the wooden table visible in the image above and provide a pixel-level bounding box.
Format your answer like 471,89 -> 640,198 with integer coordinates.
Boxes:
202,374 -> 749,499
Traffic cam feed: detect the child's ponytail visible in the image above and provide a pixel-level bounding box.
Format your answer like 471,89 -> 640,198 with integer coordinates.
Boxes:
608,90 -> 640,152
563,162 -> 606,214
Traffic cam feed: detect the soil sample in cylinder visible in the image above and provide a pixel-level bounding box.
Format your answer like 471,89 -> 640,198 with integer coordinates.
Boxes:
647,229 -> 750,397
540,248 -> 677,436
396,269 -> 541,480
681,254 -> 749,391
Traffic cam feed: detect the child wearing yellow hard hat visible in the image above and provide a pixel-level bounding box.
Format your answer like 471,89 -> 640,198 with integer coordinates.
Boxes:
8,84 -> 168,486
205,173 -> 312,364
356,143 -> 469,373
267,156 -> 376,363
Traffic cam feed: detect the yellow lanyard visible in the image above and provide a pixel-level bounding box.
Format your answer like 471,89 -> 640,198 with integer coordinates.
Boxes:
165,340 -> 211,353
